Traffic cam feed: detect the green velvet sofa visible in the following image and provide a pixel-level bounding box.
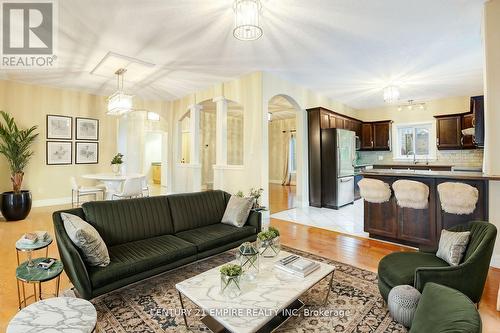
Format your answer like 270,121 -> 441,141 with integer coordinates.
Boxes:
378,221 -> 497,304
410,283 -> 481,333
53,190 -> 262,300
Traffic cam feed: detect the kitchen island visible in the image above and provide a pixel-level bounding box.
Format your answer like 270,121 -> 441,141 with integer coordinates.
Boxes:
360,169 -> 491,247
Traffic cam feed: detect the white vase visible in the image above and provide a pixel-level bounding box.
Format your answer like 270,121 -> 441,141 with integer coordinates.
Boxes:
111,164 -> 121,175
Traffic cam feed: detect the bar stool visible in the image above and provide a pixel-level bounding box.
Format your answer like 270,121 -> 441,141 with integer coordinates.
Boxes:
358,178 -> 392,203
437,182 -> 478,215
392,179 -> 429,209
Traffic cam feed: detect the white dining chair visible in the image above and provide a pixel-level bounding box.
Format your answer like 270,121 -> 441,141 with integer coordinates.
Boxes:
71,176 -> 105,207
112,178 -> 144,200
141,176 -> 150,197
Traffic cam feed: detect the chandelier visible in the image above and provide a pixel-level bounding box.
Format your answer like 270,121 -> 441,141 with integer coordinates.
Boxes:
107,68 -> 133,116
383,85 -> 400,104
233,0 -> 263,41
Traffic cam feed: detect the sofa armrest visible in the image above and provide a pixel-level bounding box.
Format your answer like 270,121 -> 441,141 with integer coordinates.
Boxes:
414,263 -> 481,303
52,209 -> 93,299
246,209 -> 262,233
418,246 -> 438,254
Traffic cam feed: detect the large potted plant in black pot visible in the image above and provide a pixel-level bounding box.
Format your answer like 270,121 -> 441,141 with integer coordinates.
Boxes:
0,111 -> 38,221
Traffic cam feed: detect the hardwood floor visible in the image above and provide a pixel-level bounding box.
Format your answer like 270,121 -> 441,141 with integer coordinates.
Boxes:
0,186 -> 498,332
269,183 -> 296,214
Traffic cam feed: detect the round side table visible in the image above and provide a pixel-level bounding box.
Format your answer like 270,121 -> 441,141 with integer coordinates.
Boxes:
16,258 -> 63,309
7,297 -> 97,333
15,235 -> 53,267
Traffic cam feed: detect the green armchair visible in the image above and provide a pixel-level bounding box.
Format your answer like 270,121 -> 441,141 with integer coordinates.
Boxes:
378,221 -> 497,304
410,283 -> 481,333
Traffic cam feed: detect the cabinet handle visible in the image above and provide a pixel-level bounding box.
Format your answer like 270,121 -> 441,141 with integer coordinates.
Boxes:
461,137 -> 464,146
472,117 -> 476,127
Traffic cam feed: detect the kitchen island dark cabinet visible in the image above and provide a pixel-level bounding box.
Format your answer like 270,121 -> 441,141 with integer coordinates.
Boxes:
361,170 -> 489,247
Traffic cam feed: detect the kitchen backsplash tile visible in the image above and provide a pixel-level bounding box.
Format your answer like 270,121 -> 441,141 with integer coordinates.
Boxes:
357,149 -> 484,168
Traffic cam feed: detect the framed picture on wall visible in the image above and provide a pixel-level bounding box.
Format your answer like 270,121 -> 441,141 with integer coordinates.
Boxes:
75,142 -> 99,164
46,115 -> 72,140
75,117 -> 99,140
46,141 -> 72,165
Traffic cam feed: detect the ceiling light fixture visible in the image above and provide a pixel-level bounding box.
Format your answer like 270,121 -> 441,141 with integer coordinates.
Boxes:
107,68 -> 133,116
383,85 -> 400,104
397,100 -> 426,111
233,0 -> 263,41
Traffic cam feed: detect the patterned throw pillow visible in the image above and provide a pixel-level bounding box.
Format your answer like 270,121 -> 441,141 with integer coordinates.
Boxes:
436,229 -> 470,266
221,196 -> 254,227
61,212 -> 110,267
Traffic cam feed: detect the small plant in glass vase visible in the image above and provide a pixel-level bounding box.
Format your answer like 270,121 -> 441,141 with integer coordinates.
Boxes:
257,226 -> 281,258
249,187 -> 264,209
220,264 -> 242,297
111,153 -> 124,175
237,242 -> 259,280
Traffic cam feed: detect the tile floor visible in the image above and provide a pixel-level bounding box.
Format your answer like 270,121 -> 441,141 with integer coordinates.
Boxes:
270,199 -> 369,238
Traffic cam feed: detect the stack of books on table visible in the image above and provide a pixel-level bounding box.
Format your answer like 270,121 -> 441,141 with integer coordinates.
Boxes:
18,231 -> 49,245
274,255 -> 320,278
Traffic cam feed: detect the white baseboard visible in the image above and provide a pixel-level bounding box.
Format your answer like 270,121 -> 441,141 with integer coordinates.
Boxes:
269,179 -> 282,184
32,196 -> 72,207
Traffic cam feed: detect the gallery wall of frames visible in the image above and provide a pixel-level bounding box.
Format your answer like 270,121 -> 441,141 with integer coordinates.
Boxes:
46,115 -> 99,165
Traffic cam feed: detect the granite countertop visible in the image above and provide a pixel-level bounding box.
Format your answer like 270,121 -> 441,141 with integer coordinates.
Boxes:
361,168 -> 500,180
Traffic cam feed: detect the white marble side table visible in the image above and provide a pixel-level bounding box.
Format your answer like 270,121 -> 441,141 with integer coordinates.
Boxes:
7,297 -> 97,333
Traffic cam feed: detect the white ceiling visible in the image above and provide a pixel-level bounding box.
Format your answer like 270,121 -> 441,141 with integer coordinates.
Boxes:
1,0 -> 485,109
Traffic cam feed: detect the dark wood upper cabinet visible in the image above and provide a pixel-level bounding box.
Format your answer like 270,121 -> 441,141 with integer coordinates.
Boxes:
320,113 -> 330,129
471,95 -> 484,147
361,123 -> 374,149
461,114 -> 475,149
373,121 -> 391,150
435,115 -> 462,150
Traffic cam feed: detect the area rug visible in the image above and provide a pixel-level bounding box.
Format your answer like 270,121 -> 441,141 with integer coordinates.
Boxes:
84,247 -> 407,333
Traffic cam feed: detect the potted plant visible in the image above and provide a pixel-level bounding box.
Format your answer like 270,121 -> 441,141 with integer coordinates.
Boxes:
220,264 -> 243,297
111,153 -> 124,175
249,187 -> 264,208
0,111 -> 38,221
257,226 -> 281,258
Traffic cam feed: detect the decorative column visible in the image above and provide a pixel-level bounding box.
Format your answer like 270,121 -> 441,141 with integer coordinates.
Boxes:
188,104 -> 202,192
213,97 -> 228,190
483,0 -> 500,269
188,104 -> 202,165
213,97 -> 228,166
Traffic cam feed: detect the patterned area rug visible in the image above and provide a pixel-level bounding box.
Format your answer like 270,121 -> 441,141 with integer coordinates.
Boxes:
86,247 -> 407,333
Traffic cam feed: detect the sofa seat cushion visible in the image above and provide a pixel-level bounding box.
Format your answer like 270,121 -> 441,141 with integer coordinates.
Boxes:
88,235 -> 196,288
175,223 -> 256,252
378,252 -> 449,288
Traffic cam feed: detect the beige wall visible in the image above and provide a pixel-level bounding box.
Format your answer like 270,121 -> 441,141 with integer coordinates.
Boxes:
269,118 -> 296,183
483,0 -> 500,268
0,80 -> 117,206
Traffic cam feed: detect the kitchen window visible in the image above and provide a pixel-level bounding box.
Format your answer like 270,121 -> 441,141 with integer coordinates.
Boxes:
395,123 -> 433,160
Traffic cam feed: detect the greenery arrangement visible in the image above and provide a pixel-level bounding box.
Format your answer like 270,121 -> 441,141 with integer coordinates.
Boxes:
220,264 -> 242,277
0,111 -> 39,193
249,187 -> 264,207
111,153 -> 124,165
236,190 -> 244,198
257,226 -> 280,241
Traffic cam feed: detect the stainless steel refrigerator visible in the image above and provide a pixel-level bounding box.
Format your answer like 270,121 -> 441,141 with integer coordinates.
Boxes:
320,128 -> 356,209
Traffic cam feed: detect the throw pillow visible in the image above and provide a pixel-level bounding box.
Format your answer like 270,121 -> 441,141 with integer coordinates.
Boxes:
61,212 -> 110,267
436,229 -> 471,266
221,195 -> 254,227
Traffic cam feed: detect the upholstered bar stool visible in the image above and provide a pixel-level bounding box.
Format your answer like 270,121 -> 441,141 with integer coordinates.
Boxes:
392,180 -> 429,209
358,178 -> 392,203
437,182 -> 479,215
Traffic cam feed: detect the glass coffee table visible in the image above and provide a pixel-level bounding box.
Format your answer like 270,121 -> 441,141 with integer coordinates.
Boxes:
176,250 -> 335,333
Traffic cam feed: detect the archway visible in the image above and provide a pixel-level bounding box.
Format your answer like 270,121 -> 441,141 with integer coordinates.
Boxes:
267,95 -> 307,213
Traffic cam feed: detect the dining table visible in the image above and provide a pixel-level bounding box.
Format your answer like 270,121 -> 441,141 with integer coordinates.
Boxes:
81,173 -> 144,200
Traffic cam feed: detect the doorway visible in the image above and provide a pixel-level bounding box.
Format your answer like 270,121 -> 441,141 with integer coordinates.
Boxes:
268,96 -> 298,213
